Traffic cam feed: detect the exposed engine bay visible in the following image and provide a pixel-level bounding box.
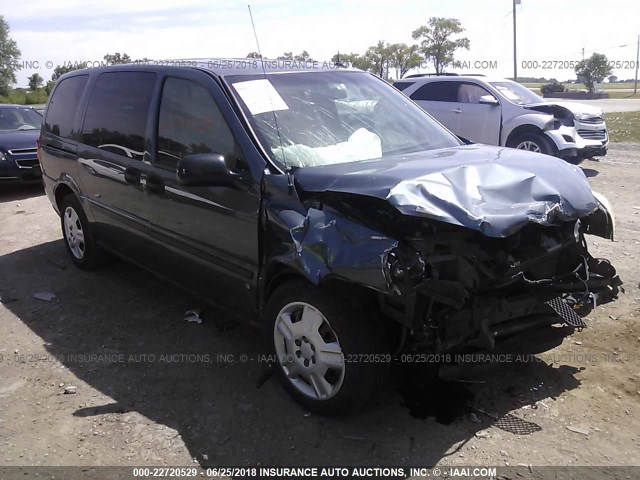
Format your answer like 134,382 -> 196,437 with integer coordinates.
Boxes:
262,144 -> 623,360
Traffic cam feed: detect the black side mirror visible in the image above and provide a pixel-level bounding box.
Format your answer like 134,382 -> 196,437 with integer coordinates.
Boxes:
177,153 -> 240,187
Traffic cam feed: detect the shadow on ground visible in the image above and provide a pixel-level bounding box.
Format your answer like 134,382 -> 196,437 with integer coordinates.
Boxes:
1,240 -> 583,466
0,184 -> 45,203
581,168 -> 599,178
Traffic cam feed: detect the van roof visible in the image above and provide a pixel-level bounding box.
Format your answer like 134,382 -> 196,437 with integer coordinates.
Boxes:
61,58 -> 355,79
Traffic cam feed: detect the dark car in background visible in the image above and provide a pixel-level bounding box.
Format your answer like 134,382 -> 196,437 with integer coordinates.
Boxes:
0,105 -> 43,186
38,61 -> 621,415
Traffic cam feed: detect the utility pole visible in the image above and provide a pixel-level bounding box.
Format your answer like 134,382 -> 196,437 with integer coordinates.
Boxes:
635,34 -> 639,95
513,0 -> 519,81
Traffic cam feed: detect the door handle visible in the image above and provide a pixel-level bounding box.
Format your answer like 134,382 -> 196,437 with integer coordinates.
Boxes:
451,108 -> 463,113
145,173 -> 165,194
124,167 -> 141,185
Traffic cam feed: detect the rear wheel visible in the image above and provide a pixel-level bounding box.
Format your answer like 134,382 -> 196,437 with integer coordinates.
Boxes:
509,133 -> 555,156
60,194 -> 108,270
265,281 -> 385,415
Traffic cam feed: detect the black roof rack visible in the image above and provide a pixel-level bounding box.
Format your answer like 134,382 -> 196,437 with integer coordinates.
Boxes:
403,73 -> 460,78
402,73 -> 488,79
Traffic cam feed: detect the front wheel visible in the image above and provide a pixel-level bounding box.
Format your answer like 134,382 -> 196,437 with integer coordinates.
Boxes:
60,194 -> 109,270
264,281 -> 385,415
509,133 -> 555,156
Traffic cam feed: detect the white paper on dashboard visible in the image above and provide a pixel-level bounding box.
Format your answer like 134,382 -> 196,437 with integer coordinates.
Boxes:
232,79 -> 289,115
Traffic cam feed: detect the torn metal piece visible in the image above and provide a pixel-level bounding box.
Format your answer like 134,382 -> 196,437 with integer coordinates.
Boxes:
546,297 -> 587,329
33,292 -> 56,302
184,309 -> 203,324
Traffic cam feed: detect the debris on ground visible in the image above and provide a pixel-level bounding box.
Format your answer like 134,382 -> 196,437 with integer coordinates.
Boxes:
566,425 -> 590,436
184,309 -> 202,324
0,294 -> 18,304
63,386 -> 78,395
33,292 -> 56,302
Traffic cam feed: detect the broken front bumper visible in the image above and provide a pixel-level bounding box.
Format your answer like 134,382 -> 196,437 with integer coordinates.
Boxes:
379,223 -> 622,354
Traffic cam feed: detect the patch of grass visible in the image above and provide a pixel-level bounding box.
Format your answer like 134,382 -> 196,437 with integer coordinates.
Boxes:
604,111 -> 640,142
0,89 -> 49,105
605,91 -> 640,99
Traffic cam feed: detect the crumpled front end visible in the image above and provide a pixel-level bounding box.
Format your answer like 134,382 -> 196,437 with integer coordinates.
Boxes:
261,147 -> 622,357
378,218 -> 622,353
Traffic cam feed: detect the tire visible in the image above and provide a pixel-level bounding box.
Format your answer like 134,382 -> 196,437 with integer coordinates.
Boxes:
59,194 -> 109,270
509,133 -> 555,156
264,280 -> 386,415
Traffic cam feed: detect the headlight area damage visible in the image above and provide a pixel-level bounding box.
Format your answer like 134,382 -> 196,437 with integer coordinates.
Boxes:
261,146 -> 622,359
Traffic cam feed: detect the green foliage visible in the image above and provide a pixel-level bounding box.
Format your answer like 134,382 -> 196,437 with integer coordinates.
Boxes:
0,15 -> 21,96
103,52 -> 132,65
277,51 -> 314,61
365,41 -> 392,80
412,17 -> 470,74
540,80 -> 565,94
331,52 -> 373,72
246,52 -> 262,59
28,73 -> 44,91
51,63 -> 88,81
387,43 -> 421,79
0,88 -> 48,105
575,53 -> 613,93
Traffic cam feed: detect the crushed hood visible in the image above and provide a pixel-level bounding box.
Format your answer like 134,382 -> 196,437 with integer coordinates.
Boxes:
526,101 -> 603,118
293,144 -> 599,238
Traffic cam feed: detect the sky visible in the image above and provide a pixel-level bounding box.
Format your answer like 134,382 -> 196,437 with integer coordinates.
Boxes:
3,0 -> 639,88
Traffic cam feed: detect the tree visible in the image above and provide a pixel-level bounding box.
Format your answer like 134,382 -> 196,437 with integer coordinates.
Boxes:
28,73 -> 43,91
387,43 -> 421,79
331,52 -> 372,71
103,52 -> 132,65
246,52 -> 262,59
293,50 -> 314,62
277,52 -> 293,60
412,17 -> 470,74
364,41 -> 392,80
0,16 -> 21,96
575,53 -> 613,93
51,63 -> 88,81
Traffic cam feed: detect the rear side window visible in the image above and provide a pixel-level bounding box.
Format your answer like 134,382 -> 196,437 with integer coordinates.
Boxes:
82,72 -> 156,160
411,81 -> 458,102
45,75 -> 89,139
156,77 -> 237,171
393,81 -> 415,92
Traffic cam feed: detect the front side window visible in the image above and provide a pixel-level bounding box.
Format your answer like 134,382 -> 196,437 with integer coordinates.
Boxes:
410,81 -> 458,102
156,77 -> 237,170
227,72 -> 460,168
82,72 -> 156,160
45,75 -> 88,138
456,83 -> 494,104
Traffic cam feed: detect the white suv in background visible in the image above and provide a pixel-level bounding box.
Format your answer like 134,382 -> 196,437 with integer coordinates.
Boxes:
394,75 -> 608,164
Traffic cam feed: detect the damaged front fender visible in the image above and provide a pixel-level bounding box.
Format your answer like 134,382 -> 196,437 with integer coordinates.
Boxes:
260,174 -> 404,300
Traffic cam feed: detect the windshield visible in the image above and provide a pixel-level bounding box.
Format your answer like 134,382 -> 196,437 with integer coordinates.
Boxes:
226,71 -> 461,168
0,107 -> 43,131
489,81 -> 543,105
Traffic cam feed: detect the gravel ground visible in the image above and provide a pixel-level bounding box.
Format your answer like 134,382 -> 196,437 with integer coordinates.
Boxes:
0,145 -> 639,475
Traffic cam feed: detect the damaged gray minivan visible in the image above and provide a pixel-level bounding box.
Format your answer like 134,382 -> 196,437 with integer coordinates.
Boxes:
39,61 -> 622,415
